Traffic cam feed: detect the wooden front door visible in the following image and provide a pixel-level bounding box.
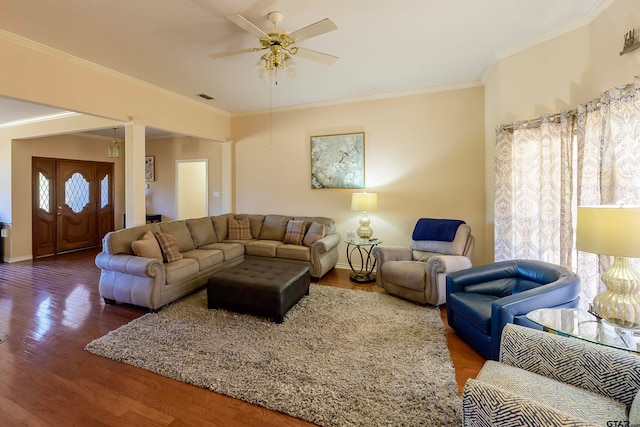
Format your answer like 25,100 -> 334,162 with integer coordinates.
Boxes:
32,158 -> 114,258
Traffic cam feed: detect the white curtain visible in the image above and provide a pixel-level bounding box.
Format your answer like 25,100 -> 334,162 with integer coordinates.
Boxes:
495,76 -> 640,309
576,76 -> 640,306
494,112 -> 574,266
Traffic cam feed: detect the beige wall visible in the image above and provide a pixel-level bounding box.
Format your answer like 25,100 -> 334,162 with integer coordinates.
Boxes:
483,0 -> 640,261
232,85 -> 486,268
0,31 -> 230,141
145,136 -> 224,221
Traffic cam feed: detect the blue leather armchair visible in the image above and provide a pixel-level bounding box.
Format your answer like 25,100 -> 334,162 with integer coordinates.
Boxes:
446,259 -> 580,360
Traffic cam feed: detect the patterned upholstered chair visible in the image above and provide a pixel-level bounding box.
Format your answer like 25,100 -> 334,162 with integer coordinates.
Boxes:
462,323 -> 640,426
372,218 -> 474,305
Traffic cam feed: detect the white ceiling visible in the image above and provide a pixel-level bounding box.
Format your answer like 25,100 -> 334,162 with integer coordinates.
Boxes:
0,0 -> 603,127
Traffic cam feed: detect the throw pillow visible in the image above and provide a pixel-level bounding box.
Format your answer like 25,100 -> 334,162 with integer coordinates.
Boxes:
154,232 -> 183,263
227,216 -> 252,240
283,220 -> 307,245
303,221 -> 325,247
131,230 -> 163,261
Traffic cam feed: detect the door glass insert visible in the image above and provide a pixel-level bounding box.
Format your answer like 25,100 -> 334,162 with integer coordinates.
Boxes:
100,175 -> 109,208
38,172 -> 50,213
65,172 -> 89,213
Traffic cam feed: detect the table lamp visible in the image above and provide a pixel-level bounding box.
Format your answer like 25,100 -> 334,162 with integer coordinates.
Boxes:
576,205 -> 640,329
351,192 -> 378,239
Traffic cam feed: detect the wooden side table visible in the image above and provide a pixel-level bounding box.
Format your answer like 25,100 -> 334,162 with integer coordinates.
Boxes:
345,239 -> 382,283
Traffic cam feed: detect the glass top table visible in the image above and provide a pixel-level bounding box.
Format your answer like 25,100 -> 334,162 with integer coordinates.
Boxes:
527,308 -> 640,354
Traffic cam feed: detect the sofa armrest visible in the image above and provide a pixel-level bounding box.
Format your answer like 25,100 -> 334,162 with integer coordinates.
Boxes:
95,252 -> 164,277
499,324 -> 640,407
372,246 -> 413,265
490,280 -> 580,334
311,232 -> 340,254
462,379 -> 598,427
425,254 -> 472,277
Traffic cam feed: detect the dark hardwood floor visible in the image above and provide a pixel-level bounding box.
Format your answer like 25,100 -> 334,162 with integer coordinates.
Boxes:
0,249 -> 484,426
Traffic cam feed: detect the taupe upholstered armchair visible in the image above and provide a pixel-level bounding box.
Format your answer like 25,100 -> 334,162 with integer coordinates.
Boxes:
372,219 -> 474,305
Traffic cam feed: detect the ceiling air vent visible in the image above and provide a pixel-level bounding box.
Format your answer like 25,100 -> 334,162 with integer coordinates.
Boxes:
198,93 -> 214,100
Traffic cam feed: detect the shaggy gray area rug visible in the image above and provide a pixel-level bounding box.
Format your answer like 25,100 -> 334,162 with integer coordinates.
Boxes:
86,285 -> 461,426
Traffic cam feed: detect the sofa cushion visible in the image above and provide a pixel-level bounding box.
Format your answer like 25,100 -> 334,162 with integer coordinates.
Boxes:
463,278 -> 516,297
199,242 -> 245,261
182,249 -> 224,271
131,230 -> 163,261
158,221 -> 195,252
259,215 -> 291,241
155,232 -> 184,263
381,261 -> 426,292
212,213 -> 233,241
448,292 -> 497,335
303,221 -> 325,247
247,214 -> 266,239
296,216 -> 336,235
277,244 -> 311,261
228,216 -> 252,240
476,361 -> 628,425
186,217 -> 217,247
283,220 -> 307,245
245,240 -> 283,257
104,224 -> 161,255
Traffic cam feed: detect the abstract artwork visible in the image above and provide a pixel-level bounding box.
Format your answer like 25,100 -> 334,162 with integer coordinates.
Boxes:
311,132 -> 364,189
145,156 -> 155,182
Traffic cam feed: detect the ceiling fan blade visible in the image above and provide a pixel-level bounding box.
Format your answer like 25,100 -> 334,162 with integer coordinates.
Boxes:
295,47 -> 339,65
227,14 -> 269,39
208,47 -> 256,59
289,18 -> 337,42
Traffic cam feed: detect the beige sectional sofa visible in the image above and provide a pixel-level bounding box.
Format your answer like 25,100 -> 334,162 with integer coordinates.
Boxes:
95,213 -> 340,311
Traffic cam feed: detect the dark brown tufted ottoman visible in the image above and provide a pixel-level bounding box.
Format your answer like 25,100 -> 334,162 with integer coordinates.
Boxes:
207,259 -> 310,323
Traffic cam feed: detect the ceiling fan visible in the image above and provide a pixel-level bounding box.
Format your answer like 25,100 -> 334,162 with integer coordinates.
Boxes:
209,11 -> 338,73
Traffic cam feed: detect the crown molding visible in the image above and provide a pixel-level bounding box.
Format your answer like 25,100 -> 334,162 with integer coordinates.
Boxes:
231,81 -> 484,118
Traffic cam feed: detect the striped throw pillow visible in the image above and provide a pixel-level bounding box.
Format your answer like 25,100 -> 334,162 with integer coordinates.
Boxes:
154,232 -> 183,263
227,216 -> 252,240
284,220 -> 307,245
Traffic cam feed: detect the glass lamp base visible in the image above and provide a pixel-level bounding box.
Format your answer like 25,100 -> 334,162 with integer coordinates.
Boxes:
594,256 -> 640,330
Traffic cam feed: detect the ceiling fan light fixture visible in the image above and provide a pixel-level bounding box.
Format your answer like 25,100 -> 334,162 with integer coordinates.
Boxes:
211,12 -> 337,81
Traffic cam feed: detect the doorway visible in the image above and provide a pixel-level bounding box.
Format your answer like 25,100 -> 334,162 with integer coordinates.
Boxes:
176,159 -> 208,220
32,157 -> 114,258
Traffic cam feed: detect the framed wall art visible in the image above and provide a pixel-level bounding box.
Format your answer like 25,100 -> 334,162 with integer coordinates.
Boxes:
310,132 -> 364,189
145,156 -> 155,182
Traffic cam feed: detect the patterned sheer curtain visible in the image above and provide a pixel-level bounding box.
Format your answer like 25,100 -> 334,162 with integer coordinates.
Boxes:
576,76 -> 640,306
494,112 -> 575,266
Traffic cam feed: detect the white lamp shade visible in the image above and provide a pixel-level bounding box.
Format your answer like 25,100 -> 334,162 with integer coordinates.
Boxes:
576,206 -> 640,258
351,192 -> 378,212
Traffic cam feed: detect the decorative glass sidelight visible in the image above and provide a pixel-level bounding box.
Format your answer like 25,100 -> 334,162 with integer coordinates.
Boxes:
100,175 -> 109,209
38,172 -> 50,212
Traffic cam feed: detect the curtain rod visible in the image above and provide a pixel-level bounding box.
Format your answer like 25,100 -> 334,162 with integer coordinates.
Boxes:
501,109 -> 577,131
501,79 -> 638,131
